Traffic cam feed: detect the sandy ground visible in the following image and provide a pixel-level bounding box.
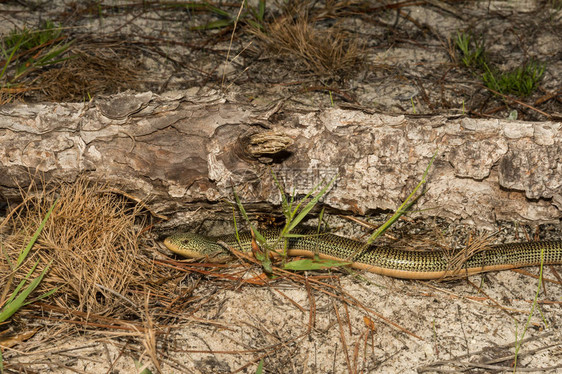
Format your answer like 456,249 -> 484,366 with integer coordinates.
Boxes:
2,0 -> 561,373
11,265 -> 561,373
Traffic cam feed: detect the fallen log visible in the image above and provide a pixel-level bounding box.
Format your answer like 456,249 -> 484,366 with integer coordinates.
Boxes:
1,88 -> 560,229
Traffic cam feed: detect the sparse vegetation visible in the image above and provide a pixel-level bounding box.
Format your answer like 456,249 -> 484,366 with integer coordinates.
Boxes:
481,59 -> 545,97
455,31 -> 486,69
0,20 -> 140,103
180,0 -> 266,31
231,152 -> 436,273
231,171 -> 339,274
0,21 -> 73,93
455,30 -> 545,97
2,20 -> 62,51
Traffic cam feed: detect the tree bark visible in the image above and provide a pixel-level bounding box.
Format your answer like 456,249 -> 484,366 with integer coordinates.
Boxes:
1,88 -> 561,228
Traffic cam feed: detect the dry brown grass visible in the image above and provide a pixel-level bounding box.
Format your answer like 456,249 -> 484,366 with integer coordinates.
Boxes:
0,90 -> 21,105
1,177 -> 148,316
0,176 -> 218,372
254,12 -> 365,78
36,45 -> 141,102
445,232 -> 496,277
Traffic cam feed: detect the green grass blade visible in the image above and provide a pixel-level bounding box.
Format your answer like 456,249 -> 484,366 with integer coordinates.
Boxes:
133,359 -> 153,374
0,34 -> 24,81
513,243 -> 546,371
231,203 -> 241,244
4,261 -> 39,306
204,3 -> 231,17
286,174 -> 337,233
193,19 -> 233,30
13,42 -> 73,80
288,180 -> 322,215
271,171 -> 291,219
232,187 -> 272,272
16,199 -> 57,267
0,261 -> 51,323
35,41 -> 73,64
366,151 -> 437,244
257,0 -> 265,21
175,2 -> 231,17
317,206 -> 326,233
283,258 -> 351,271
255,359 -> 264,374
232,188 -> 266,244
282,176 -> 326,225
24,281 -> 58,306
1,243 -> 15,271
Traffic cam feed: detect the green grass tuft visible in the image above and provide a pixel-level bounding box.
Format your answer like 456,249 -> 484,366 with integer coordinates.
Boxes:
0,200 -> 58,325
481,60 -> 545,97
455,31 -> 486,69
455,30 -> 545,98
230,151 -> 437,273
0,20 -> 73,89
3,20 -> 62,51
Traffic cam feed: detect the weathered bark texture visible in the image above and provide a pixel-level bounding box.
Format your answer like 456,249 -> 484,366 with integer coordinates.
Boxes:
1,88 -> 561,228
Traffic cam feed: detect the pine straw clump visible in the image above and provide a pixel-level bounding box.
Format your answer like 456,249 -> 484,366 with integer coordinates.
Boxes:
36,46 -> 142,102
253,13 -> 365,79
1,178 -> 151,317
